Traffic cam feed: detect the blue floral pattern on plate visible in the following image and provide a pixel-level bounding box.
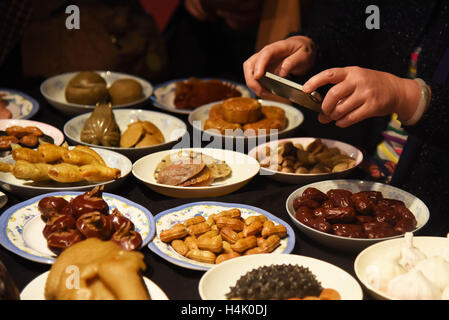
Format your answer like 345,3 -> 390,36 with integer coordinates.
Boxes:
148,201 -> 296,271
0,191 -> 155,264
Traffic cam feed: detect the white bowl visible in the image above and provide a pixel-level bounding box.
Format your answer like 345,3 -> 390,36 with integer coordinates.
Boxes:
40,71 -> 153,115
132,147 -> 260,198
188,99 -> 304,149
64,109 -> 187,161
0,119 -> 65,146
20,271 -> 169,300
0,147 -> 132,197
354,236 -> 449,300
248,137 -> 363,185
285,180 -> 430,252
151,78 -> 254,115
199,253 -> 363,300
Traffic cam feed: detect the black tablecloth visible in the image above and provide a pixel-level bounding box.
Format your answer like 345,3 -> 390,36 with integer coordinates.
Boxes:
0,85 -> 373,300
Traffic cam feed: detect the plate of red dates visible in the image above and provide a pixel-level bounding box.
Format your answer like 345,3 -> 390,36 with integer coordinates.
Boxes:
0,186 -> 155,264
286,180 -> 429,251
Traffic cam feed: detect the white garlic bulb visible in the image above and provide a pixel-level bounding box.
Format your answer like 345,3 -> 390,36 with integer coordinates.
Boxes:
398,232 -> 427,271
414,256 -> 449,292
387,269 -> 441,300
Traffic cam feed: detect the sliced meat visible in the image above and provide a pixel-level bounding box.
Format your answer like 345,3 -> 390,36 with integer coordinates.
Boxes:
156,162 -> 205,186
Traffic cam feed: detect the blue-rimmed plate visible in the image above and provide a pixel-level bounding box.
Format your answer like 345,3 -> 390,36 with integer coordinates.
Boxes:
148,201 -> 295,271
150,78 -> 254,115
0,88 -> 39,119
0,191 -> 155,264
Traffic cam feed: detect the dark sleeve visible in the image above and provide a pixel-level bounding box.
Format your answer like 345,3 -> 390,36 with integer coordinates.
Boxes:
403,82 -> 449,145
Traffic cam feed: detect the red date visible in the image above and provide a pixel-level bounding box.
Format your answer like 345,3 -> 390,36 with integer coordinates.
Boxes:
332,224 -> 365,238
323,207 -> 356,224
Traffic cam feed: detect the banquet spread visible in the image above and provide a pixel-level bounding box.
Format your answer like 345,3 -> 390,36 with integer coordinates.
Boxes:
80,103 -> 165,148
256,139 -> 356,174
39,186 -> 142,254
226,264 -> 340,300
204,97 -> 287,135
293,187 -> 417,238
154,150 -> 232,187
0,144 -> 120,183
365,233 -> 449,300
65,71 -> 143,106
45,238 -> 150,300
174,78 -> 242,110
159,208 -> 288,264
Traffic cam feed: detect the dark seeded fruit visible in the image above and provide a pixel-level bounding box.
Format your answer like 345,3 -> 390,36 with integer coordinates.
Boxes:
226,264 -> 323,300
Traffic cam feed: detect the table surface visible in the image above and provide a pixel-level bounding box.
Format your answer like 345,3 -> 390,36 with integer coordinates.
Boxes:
0,84 -> 372,300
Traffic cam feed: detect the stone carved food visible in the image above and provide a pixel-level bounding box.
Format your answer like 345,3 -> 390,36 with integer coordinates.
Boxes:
38,186 -> 142,254
0,144 -> 121,183
293,187 -> 417,238
226,264 -> 341,300
80,103 -> 121,147
45,238 -> 150,300
256,139 -> 356,174
174,77 -> 242,110
154,151 -> 231,187
204,97 -> 287,136
65,71 -> 143,106
159,208 -> 288,264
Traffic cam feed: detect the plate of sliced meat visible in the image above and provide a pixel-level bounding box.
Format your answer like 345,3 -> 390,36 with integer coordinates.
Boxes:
0,89 -> 39,120
132,148 -> 260,198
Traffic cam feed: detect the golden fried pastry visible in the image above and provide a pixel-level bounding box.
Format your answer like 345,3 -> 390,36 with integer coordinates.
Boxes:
12,160 -> 52,182
204,118 -> 242,134
108,78 -> 143,105
45,238 -> 150,300
209,103 -> 224,120
243,118 -> 284,135
261,106 -> 287,127
221,97 -> 262,124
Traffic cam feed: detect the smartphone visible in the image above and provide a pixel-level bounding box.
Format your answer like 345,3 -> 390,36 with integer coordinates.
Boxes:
258,72 -> 322,112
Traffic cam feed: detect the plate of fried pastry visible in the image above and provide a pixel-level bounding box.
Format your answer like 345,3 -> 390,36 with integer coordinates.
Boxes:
188,97 -> 304,143
151,77 -> 254,115
149,202 -> 295,271
132,148 -> 260,198
0,143 -> 132,197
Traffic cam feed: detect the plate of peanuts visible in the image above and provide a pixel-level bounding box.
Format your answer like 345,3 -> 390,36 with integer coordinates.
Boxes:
148,202 -> 295,271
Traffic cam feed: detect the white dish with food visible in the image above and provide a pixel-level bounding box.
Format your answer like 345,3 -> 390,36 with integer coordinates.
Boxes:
20,271 -> 169,300
0,119 -> 65,148
188,99 -> 304,145
198,253 -> 363,300
40,71 -> 153,115
355,235 -> 449,300
285,180 -> 430,252
0,146 -> 132,197
64,109 -> 187,161
0,88 -> 39,119
0,191 -> 155,264
148,202 -> 296,271
132,148 -> 260,198
248,137 -> 363,185
151,78 -> 254,115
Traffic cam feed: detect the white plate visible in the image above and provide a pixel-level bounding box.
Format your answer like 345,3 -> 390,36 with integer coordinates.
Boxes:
248,137 -> 363,185
0,147 -> 132,197
198,253 -> 363,300
150,78 -> 254,115
188,99 -> 304,147
0,88 -> 39,119
64,109 -> 187,161
354,236 -> 449,300
20,271 -> 169,300
285,180 -> 430,252
40,71 -> 153,115
132,148 -> 260,198
0,191 -> 155,264
0,119 -> 65,147
149,202 -> 296,271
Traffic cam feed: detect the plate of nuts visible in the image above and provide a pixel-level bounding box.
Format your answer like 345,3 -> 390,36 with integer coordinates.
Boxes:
148,202 -> 295,271
248,137 -> 363,185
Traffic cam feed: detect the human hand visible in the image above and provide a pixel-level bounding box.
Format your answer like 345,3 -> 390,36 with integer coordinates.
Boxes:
302,66 -> 422,127
243,35 -> 316,96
